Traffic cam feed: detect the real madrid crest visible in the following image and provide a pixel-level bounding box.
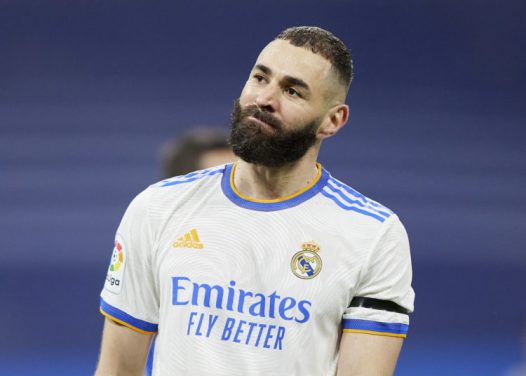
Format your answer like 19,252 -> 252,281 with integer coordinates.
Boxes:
291,241 -> 322,279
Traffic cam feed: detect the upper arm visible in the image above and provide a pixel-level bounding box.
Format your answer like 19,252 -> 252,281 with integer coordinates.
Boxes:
339,216 -> 414,373
96,318 -> 153,376
337,332 -> 403,376
97,188 -> 160,374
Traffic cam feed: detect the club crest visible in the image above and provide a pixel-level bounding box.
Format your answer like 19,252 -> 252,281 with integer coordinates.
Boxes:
290,241 -> 322,279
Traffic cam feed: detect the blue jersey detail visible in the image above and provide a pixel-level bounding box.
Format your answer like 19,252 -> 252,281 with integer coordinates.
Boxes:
327,179 -> 392,216
145,334 -> 156,376
158,166 -> 225,187
298,256 -> 315,276
320,189 -> 387,222
342,318 -> 408,335
320,177 -> 394,223
325,183 -> 388,217
221,163 -> 330,212
100,297 -> 158,332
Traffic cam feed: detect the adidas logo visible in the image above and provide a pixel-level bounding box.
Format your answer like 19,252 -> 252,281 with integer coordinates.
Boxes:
172,228 -> 204,249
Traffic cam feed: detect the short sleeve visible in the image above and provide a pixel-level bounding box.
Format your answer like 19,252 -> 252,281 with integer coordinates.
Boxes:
100,188 -> 159,334
342,215 -> 415,338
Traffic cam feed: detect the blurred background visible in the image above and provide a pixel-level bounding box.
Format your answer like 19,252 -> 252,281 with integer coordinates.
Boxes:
1,0 -> 525,375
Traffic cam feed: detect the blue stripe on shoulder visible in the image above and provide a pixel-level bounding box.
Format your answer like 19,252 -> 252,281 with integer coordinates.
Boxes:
328,178 -> 393,213
325,181 -> 392,219
321,189 -> 386,222
157,165 -> 225,187
327,182 -> 391,218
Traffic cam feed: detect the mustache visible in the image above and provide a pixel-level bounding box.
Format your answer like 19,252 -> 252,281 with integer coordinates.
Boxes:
240,105 -> 282,130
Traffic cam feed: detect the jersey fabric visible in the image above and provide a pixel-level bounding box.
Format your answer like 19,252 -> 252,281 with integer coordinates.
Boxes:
100,163 -> 415,376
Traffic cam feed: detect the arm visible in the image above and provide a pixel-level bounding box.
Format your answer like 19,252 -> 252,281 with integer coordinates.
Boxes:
338,216 -> 414,375
95,318 -> 153,376
96,188 -> 159,375
337,332 -> 403,376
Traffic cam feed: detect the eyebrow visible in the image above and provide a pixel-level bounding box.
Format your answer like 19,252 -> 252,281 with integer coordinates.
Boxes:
254,64 -> 311,93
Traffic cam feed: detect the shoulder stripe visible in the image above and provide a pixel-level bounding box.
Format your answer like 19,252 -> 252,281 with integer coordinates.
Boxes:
326,180 -> 392,218
320,188 -> 387,223
327,178 -> 392,214
157,165 -> 225,188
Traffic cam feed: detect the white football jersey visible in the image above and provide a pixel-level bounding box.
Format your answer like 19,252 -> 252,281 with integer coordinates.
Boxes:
100,163 -> 414,376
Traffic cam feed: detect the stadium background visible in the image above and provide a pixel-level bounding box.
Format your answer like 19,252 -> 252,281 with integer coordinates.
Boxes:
1,1 -> 524,375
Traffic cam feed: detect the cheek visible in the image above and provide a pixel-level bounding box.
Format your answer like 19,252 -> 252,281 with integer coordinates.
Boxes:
282,104 -> 316,125
239,84 -> 256,106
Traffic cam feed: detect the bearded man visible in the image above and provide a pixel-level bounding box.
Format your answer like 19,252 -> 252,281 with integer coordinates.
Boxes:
96,26 -> 414,376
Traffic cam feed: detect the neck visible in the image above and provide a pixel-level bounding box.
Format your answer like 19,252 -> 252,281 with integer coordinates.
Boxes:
233,147 -> 320,200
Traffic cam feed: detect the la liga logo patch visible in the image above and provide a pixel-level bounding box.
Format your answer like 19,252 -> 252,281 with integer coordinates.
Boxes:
105,237 -> 126,294
110,242 -> 124,272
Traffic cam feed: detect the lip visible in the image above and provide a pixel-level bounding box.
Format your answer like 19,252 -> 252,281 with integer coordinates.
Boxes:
248,115 -> 274,129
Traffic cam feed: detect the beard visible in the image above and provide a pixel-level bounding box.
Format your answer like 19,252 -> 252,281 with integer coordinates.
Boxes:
228,99 -> 320,168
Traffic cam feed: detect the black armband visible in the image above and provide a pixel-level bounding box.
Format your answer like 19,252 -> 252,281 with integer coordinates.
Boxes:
349,296 -> 409,314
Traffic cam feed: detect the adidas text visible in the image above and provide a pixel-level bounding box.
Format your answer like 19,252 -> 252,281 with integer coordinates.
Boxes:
173,240 -> 204,249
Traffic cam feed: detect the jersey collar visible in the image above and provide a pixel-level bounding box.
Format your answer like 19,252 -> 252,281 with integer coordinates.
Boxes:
221,162 -> 329,211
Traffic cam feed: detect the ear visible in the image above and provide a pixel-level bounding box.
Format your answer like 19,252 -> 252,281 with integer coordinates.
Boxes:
317,104 -> 349,139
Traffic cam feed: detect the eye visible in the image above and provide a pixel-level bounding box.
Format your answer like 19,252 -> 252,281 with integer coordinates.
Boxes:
285,87 -> 301,97
253,74 -> 265,83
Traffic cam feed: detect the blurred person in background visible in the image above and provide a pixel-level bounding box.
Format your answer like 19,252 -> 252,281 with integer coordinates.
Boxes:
159,128 -> 236,178
95,26 -> 414,376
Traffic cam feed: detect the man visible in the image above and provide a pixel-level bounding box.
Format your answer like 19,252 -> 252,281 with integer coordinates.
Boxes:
159,128 -> 235,179
96,26 -> 414,376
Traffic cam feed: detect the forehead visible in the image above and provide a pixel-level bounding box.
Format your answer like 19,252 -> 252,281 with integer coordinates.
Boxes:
254,40 -> 333,91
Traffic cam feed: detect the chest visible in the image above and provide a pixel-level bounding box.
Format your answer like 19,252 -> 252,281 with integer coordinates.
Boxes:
152,205 -> 370,322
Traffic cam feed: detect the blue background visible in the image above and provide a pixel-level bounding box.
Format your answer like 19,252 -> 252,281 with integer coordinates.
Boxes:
1,0 -> 525,375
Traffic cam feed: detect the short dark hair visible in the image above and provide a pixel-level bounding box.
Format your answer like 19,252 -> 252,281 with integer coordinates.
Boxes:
160,128 -> 230,178
275,26 -> 353,90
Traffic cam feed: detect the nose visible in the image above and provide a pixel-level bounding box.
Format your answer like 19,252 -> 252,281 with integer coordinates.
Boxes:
254,83 -> 279,113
